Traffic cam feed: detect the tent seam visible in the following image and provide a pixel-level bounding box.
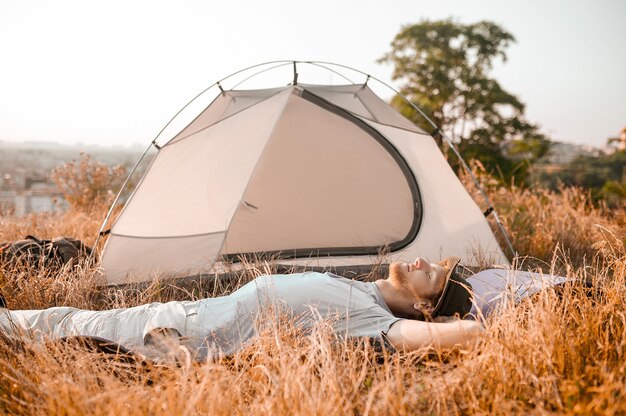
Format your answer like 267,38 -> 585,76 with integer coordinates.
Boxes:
162,89 -> 289,149
214,88 -> 296,261
110,230 -> 225,239
160,89 -> 226,147
353,93 -> 380,123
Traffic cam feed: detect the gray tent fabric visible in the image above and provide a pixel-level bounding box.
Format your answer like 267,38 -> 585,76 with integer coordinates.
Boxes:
467,269 -> 569,319
101,84 -> 509,285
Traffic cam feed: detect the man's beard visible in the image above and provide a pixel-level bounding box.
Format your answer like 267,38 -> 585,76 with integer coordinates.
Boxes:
389,262 -> 429,301
388,262 -> 425,320
388,262 -> 410,291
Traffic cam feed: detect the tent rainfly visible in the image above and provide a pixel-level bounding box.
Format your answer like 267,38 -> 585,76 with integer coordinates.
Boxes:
99,65 -> 510,285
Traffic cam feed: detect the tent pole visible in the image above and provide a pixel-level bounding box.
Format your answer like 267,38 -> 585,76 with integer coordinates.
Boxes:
230,62 -> 294,90
293,61 -> 298,85
92,140 -> 155,253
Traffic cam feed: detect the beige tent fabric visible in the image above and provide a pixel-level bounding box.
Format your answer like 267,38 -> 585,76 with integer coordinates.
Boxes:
363,119 -> 507,265
222,93 -> 414,254
102,90 -> 293,283
170,87 -> 288,145
100,84 -> 508,285
112,89 -> 292,237
304,84 -> 423,133
102,233 -> 225,285
240,117 -> 508,271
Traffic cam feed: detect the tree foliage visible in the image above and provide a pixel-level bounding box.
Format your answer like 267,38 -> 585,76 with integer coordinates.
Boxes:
51,153 -> 127,212
379,19 -> 550,184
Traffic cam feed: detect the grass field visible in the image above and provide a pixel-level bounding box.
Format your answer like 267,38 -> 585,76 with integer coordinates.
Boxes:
0,170 -> 624,415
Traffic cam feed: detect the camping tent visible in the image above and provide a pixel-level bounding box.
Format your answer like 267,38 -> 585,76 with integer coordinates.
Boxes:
99,65 -> 510,285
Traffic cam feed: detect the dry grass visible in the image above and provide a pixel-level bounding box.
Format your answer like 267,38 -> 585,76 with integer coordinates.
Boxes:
1,180 -> 625,415
0,209 -> 103,246
460,161 -> 626,272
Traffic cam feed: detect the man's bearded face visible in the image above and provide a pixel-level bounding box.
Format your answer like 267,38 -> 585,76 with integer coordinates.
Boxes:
388,257 -> 449,303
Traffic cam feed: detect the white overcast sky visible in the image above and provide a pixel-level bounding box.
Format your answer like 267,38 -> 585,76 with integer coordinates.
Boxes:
0,0 -> 625,148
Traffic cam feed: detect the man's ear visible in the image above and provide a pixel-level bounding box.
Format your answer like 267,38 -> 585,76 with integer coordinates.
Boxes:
413,301 -> 434,314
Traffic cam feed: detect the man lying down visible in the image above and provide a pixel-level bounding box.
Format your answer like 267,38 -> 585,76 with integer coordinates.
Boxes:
0,257 -> 569,361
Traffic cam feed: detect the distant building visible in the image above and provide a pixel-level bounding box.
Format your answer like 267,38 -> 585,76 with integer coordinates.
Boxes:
0,174 -> 67,216
0,140 -> 143,217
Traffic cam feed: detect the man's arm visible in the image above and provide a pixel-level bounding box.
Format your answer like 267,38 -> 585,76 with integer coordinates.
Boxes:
385,319 -> 484,352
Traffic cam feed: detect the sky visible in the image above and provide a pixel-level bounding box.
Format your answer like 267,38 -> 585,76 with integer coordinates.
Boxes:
0,0 -> 625,148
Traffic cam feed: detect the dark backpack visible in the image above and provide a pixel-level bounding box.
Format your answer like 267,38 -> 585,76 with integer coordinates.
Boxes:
0,235 -> 92,270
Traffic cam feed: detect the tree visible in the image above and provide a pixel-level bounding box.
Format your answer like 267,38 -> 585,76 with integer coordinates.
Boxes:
51,153 -> 127,212
379,19 -> 550,183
